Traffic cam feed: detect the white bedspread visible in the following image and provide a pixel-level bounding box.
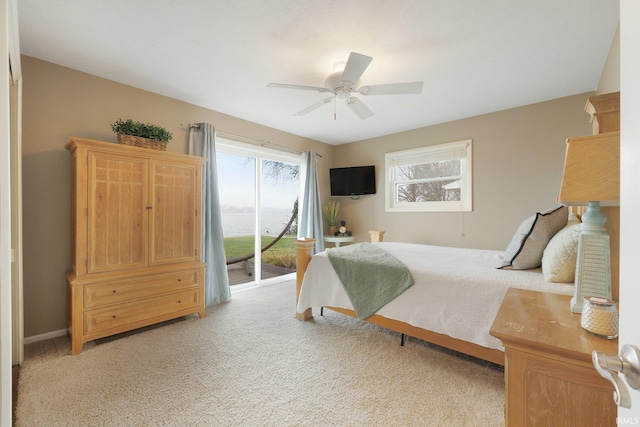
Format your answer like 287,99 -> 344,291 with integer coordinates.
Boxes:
297,242 -> 574,351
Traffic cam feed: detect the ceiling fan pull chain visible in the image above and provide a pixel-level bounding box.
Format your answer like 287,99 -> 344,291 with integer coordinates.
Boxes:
334,97 -> 337,120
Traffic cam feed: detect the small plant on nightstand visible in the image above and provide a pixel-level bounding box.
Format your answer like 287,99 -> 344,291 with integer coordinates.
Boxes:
323,200 -> 341,235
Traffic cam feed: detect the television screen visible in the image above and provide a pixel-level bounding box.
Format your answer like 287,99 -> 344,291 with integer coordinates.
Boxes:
330,165 -> 376,196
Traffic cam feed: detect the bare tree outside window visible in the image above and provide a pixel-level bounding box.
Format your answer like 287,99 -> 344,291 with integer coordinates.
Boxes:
396,160 -> 461,203
262,160 -> 299,234
263,160 -> 299,181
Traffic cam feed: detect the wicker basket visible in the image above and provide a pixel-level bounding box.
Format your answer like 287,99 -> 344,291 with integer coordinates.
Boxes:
117,133 -> 167,151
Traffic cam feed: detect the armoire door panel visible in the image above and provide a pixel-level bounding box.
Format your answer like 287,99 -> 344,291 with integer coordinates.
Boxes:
150,162 -> 198,265
88,152 -> 149,273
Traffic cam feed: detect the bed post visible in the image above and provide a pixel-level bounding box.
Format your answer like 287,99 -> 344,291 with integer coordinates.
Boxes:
369,230 -> 385,242
295,238 -> 315,321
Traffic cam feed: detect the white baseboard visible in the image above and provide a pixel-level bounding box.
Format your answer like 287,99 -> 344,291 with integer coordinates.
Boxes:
24,329 -> 67,345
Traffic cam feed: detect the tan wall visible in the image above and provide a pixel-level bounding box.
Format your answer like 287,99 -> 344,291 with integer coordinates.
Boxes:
21,55 -> 334,337
332,93 -> 594,250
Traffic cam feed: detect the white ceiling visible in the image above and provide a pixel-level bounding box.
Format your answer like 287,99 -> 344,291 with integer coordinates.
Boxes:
17,0 -> 619,145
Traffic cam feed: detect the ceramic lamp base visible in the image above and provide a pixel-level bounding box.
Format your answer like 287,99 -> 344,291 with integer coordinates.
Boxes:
570,202 -> 612,313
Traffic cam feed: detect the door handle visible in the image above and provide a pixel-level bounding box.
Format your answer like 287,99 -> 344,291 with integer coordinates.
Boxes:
592,344 -> 640,408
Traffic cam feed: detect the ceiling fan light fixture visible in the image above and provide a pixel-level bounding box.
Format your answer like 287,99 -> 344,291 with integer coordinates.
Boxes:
325,71 -> 359,92
336,88 -> 350,100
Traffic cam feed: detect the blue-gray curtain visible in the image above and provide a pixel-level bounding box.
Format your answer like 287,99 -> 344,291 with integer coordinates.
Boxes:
298,151 -> 325,254
188,123 -> 231,305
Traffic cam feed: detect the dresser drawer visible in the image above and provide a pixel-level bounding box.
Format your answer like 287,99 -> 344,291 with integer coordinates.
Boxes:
84,269 -> 199,309
83,288 -> 199,335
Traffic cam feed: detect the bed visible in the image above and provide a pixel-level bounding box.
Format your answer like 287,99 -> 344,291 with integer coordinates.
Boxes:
294,206 -> 620,366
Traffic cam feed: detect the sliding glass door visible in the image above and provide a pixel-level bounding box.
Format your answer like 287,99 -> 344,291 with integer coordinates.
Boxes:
216,138 -> 300,288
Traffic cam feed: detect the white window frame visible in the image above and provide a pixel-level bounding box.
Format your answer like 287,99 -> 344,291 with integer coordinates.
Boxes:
385,139 -> 473,212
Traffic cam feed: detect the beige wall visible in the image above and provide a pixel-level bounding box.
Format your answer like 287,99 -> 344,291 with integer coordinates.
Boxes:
21,55 -> 334,337
332,93 -> 594,250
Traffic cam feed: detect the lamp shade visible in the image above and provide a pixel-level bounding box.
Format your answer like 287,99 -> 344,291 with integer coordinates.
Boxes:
558,131 -> 620,206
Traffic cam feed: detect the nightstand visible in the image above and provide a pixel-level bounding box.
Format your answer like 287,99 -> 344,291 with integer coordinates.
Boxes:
490,288 -> 617,426
323,235 -> 355,247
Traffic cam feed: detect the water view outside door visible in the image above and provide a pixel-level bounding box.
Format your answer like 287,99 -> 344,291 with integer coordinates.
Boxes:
259,158 -> 299,283
216,151 -> 299,286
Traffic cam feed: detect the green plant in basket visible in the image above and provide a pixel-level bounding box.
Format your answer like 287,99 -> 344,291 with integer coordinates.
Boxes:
111,118 -> 173,143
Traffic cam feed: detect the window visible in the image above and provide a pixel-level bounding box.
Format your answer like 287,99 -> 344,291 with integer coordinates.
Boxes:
385,139 -> 472,212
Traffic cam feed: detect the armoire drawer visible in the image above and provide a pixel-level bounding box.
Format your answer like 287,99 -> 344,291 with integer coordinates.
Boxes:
83,288 -> 200,334
83,269 -> 199,309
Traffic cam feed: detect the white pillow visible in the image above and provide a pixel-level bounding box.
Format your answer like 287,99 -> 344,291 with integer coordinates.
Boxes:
542,218 -> 581,283
498,206 -> 568,270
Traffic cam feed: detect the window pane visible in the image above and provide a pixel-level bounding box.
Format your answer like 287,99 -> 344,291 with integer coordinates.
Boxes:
397,179 -> 462,203
396,160 -> 461,181
216,152 -> 256,286
260,159 -> 299,281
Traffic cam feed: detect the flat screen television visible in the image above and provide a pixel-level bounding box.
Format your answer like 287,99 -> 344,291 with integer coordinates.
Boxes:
330,165 -> 376,196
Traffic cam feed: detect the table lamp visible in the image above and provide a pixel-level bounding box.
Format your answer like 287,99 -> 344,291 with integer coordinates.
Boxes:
557,132 -> 620,313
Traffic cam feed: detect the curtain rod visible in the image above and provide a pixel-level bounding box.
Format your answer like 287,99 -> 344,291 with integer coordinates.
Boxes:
180,123 -> 321,157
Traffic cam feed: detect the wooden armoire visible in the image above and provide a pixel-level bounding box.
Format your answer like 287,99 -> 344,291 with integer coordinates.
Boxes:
65,137 -> 206,354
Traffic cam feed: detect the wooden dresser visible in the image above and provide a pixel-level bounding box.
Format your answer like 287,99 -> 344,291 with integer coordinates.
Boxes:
66,137 -> 206,354
490,288 -> 617,426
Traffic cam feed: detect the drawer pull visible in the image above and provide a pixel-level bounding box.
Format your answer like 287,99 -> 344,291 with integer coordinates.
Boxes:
112,290 -> 117,293
178,300 -> 182,304
112,315 -> 116,319
178,279 -> 182,282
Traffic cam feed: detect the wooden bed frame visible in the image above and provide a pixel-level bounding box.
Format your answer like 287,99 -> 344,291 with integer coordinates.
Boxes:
293,92 -> 620,368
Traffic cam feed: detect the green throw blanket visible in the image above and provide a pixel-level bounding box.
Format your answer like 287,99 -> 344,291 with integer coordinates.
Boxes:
327,242 -> 414,320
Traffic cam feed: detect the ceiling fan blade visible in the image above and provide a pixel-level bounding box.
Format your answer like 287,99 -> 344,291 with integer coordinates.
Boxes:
358,81 -> 424,96
340,52 -> 373,86
346,97 -> 374,120
267,83 -> 331,93
294,97 -> 334,116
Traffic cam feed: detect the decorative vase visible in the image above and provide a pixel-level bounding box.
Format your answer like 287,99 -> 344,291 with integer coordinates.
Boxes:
328,226 -> 336,236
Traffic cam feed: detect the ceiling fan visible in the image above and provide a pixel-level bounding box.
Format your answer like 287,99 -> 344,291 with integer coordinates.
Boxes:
267,52 -> 423,120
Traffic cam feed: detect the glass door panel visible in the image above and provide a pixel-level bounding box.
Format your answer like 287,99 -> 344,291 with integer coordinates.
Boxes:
216,152 -> 256,286
259,159 -> 299,282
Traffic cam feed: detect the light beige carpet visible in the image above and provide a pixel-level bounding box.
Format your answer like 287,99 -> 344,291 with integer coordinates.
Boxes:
16,280 -> 505,426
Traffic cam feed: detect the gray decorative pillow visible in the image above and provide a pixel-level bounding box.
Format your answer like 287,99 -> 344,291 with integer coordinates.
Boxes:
498,205 -> 568,270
